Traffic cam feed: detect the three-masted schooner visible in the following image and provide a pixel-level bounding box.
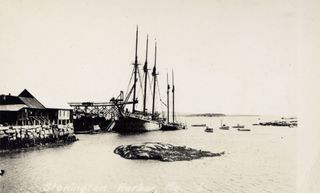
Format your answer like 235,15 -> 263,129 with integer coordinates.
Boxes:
113,27 -> 163,132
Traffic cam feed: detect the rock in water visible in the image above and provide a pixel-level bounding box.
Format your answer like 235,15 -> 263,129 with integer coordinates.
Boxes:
114,142 -> 224,162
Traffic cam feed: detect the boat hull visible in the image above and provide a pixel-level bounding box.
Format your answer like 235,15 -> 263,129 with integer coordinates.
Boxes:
161,123 -> 185,131
205,127 -> 214,132
219,126 -> 230,130
205,129 -> 213,133
232,125 -> 245,129
73,116 -> 112,134
113,115 -> 161,132
191,124 -> 206,127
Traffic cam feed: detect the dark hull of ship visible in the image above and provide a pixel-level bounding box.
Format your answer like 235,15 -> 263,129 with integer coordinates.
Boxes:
191,124 -> 206,127
219,126 -> 230,130
232,125 -> 245,129
161,123 -> 184,131
73,116 -> 112,134
113,115 -> 161,132
205,128 -> 214,132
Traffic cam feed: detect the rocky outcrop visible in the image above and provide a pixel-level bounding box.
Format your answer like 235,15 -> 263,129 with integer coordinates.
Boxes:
253,120 -> 297,127
114,142 -> 224,162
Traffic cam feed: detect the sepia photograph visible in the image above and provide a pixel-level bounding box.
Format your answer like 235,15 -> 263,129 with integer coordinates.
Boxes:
0,0 -> 319,193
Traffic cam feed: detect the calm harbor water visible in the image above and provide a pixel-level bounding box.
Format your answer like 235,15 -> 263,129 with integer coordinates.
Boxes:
0,115 -> 296,193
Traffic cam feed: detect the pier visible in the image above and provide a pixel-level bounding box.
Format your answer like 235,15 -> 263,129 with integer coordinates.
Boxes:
68,92 -> 137,133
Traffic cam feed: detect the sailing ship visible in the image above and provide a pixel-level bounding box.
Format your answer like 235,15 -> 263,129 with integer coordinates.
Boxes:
161,71 -> 186,130
113,27 -> 163,132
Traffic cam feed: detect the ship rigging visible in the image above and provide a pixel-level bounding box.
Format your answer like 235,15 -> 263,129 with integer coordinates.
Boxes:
112,26 -> 163,132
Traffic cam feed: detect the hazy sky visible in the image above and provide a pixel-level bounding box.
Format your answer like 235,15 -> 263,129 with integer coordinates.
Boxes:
0,0 -> 298,115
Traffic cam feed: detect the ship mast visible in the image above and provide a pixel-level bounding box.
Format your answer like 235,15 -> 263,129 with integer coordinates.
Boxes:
132,26 -> 139,113
143,35 -> 148,115
167,73 -> 170,123
172,70 -> 175,123
151,41 -> 157,119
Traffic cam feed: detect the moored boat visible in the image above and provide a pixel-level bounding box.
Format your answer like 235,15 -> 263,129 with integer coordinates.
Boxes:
219,125 -> 230,130
161,122 -> 186,131
232,124 -> 245,129
191,124 -> 206,127
205,127 -> 213,132
219,120 -> 229,130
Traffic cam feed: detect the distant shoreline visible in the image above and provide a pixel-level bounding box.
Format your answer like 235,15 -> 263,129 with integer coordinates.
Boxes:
179,113 -> 296,118
182,113 -> 226,117
226,114 -> 259,117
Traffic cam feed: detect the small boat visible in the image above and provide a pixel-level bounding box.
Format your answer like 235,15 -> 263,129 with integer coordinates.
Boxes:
232,124 -> 245,129
205,127 -> 213,132
237,128 -> 251,131
191,124 -> 206,127
219,125 -> 230,130
219,120 -> 229,130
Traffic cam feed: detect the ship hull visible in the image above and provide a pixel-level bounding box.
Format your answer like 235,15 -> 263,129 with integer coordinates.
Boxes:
219,126 -> 230,130
113,115 -> 161,132
73,116 -> 112,134
161,123 -> 185,131
232,125 -> 245,129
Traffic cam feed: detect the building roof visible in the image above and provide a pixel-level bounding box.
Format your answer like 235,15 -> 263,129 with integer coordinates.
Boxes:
18,89 -> 45,109
0,89 -> 45,111
18,96 -> 45,109
0,95 -> 24,105
19,89 -> 35,98
0,104 -> 27,111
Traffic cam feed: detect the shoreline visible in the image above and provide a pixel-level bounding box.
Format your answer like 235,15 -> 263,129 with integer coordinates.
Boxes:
0,138 -> 77,155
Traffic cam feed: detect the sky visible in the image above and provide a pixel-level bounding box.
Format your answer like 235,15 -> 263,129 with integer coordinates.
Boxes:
0,0 -> 298,115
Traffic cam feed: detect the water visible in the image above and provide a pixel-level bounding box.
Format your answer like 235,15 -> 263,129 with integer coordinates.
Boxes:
0,115 -> 296,193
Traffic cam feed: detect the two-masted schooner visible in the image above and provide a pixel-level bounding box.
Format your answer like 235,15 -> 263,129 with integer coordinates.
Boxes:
113,27 -> 164,132
160,71 -> 186,130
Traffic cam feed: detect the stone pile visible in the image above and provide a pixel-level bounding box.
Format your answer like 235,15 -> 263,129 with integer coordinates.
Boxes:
0,124 -> 77,150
